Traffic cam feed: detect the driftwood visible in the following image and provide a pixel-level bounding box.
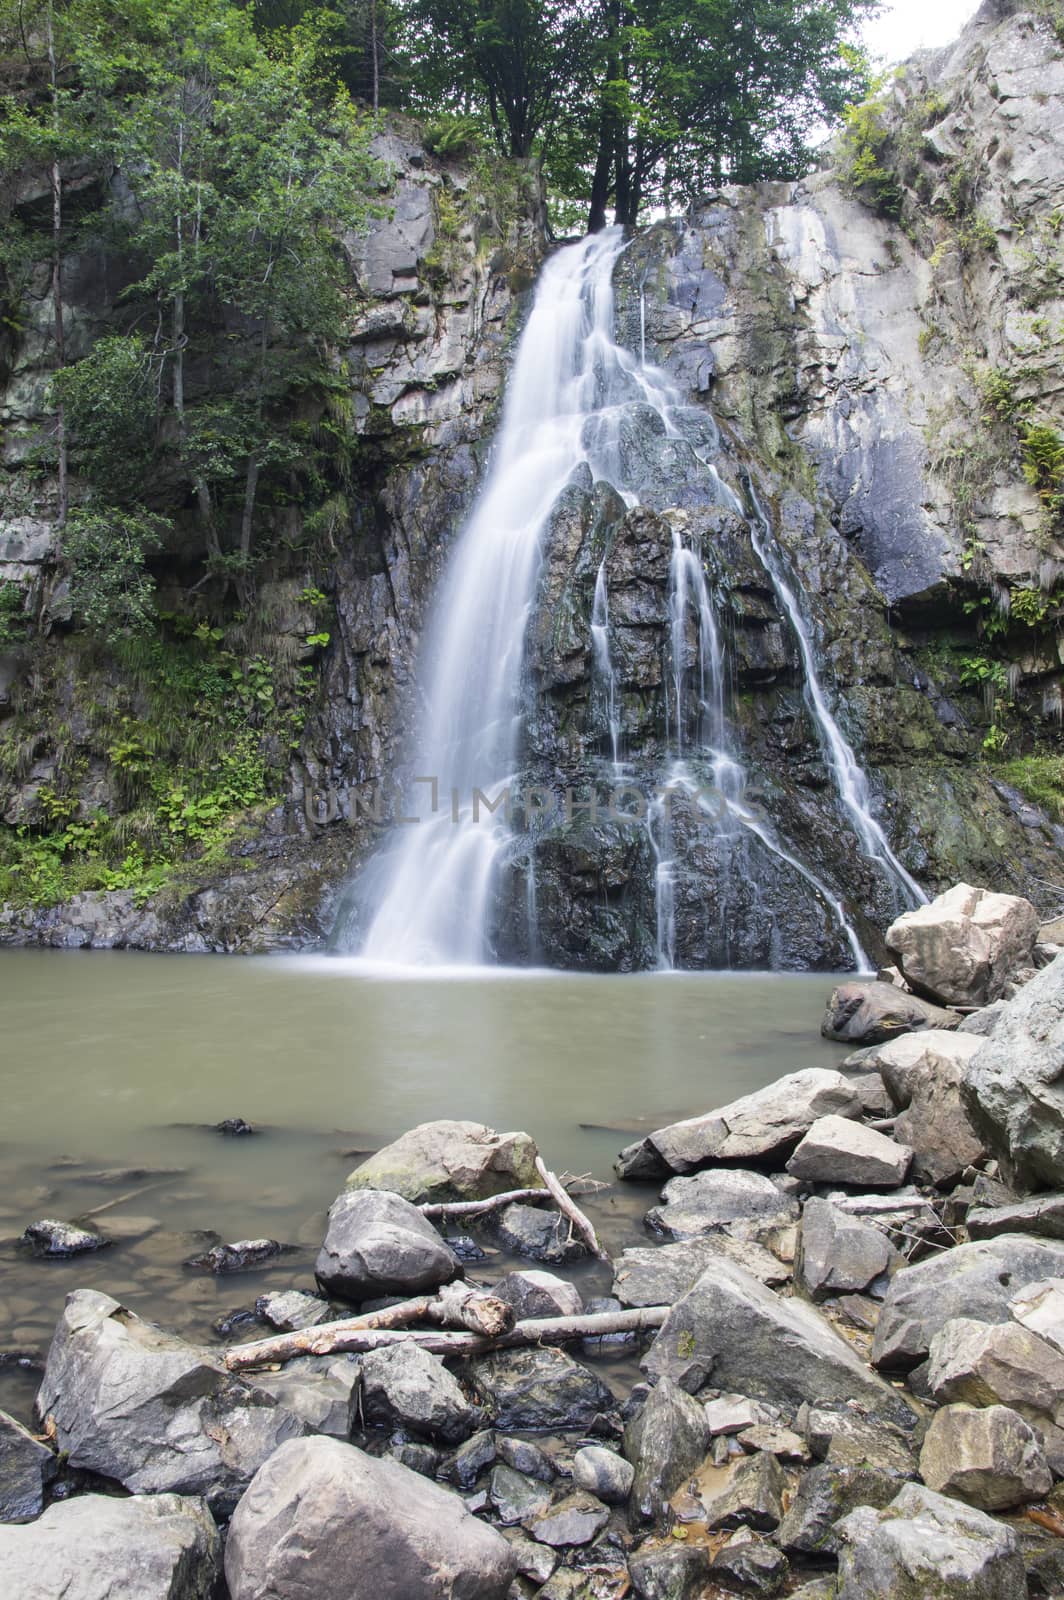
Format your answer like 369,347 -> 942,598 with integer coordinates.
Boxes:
225,1304 -> 668,1371
428,1281 -> 514,1338
418,1187 -> 550,1220
534,1155 -> 609,1261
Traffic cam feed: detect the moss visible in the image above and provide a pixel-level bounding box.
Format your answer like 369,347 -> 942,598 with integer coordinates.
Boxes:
996,754 -> 1064,820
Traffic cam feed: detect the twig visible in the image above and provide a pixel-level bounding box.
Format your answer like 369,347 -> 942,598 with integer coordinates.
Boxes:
535,1155 -> 609,1261
418,1187 -> 550,1220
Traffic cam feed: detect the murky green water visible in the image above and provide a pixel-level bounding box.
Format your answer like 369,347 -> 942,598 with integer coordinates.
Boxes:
0,951 -> 846,1421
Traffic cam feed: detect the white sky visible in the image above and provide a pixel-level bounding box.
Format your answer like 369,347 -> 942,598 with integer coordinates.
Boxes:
862,0 -> 984,63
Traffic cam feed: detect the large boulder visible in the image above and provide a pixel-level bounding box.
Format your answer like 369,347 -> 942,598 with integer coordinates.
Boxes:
624,1376 -> 707,1528
786,1115 -> 912,1189
886,883 -> 1039,1008
642,1259 -> 914,1426
35,1289 -> 307,1513
346,1121 -> 541,1202
871,1235 -> 1064,1371
835,1482 -> 1027,1599
0,1492 -> 220,1599
918,1404 -> 1051,1512
616,1070 -> 863,1178
0,1407 -> 55,1523
963,953 -> 1064,1188
926,1316 -> 1064,1470
645,1168 -> 798,1241
872,1030 -> 986,1186
225,1436 -> 516,1599
315,1188 -> 457,1302
821,981 -> 959,1046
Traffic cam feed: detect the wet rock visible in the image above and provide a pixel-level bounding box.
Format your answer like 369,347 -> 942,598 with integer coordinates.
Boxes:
886,883 -> 1039,1008
709,1527 -> 789,1595
646,1168 -> 799,1241
963,953 -> 1064,1188
787,1115 -> 913,1188
1009,1278 -> 1064,1354
214,1307 -> 261,1339
698,1451 -> 785,1531
466,1347 -> 616,1433
489,1464 -> 553,1525
315,1188 -> 457,1302
20,1219 -> 106,1257
496,1435 -> 555,1481
644,1259 -> 914,1425
927,1316 -> 1064,1466
225,1436 -> 517,1599
346,1120 -> 541,1203
613,1236 -> 789,1305
0,1492 -> 220,1599
186,1237 -> 284,1273
35,1288 -> 307,1514
777,1460 -> 907,1555
835,1482 -> 1026,1599
624,1376 -> 707,1528
821,981 -> 959,1045
968,1191 -> 1064,1241
359,1342 -> 480,1443
493,1203 -> 586,1263
440,1429 -> 497,1489
449,1234 -> 487,1262
628,1542 -> 713,1599
0,1407 -> 55,1523
871,1235 -> 1064,1371
249,1354 -> 359,1437
255,1288 -> 331,1330
617,1070 -> 863,1177
795,1197 -> 900,1301
496,1269 -> 583,1319
572,1445 -> 634,1504
389,1440 -> 442,1476
217,1117 -> 256,1136
527,1491 -> 610,1548
919,1403 -> 1052,1511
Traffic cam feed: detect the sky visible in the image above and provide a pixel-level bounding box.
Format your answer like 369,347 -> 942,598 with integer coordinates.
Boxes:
862,0 -> 984,63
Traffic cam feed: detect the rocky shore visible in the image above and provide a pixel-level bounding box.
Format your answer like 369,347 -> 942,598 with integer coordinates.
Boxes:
3,883 -> 1064,1598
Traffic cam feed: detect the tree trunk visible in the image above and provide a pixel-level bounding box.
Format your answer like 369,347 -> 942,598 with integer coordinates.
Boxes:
370,0 -> 379,112
47,6 -> 67,526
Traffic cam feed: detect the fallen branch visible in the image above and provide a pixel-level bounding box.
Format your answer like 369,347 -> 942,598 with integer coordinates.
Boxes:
418,1188 -> 551,1220
426,1281 -> 514,1338
225,1304 -> 668,1370
535,1155 -> 609,1261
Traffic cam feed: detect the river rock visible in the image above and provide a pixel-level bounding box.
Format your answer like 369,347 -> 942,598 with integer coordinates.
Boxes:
249,1353 -> 360,1437
572,1445 -> 633,1504
777,1460 -> 910,1556
795,1197 -> 900,1301
628,1542 -> 713,1600
495,1435 -> 554,1481
465,1346 -> 616,1433
616,1069 -> 864,1178
315,1188 -> 457,1301
225,1436 -> 516,1599
886,883 -> 1040,1008
697,1450 -> 785,1531
835,1482 -> 1027,1599
527,1491 -> 610,1548
1009,1278 -> 1064,1354
786,1115 -> 913,1188
926,1316 -> 1064,1469
503,1532 -> 557,1585
496,1269 -> 582,1319
493,1203 -> 585,1263
821,981 -> 959,1045
871,1235 -> 1064,1371
968,1191 -> 1064,1241
255,1288 -> 331,1330
709,1527 -> 789,1596
645,1168 -> 799,1241
963,953 -> 1064,1188
624,1375 -> 707,1528
20,1218 -> 106,1257
0,1407 -> 55,1523
359,1342 -> 480,1442
346,1120 -> 541,1202
919,1403 -> 1052,1511
186,1237 -> 283,1273
440,1429 -> 497,1488
613,1236 -> 789,1306
643,1259 -> 914,1425
0,1492 -> 220,1599
488,1464 -> 553,1525
35,1288 -> 307,1512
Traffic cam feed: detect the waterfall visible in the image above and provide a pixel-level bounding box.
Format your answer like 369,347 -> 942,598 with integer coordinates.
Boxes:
590,560 -> 622,772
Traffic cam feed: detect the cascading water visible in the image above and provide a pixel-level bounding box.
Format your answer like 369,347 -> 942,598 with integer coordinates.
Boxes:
590,560 -> 622,773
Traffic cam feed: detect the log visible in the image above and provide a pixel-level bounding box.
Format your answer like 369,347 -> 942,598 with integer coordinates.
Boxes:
225,1304 -> 668,1370
418,1187 -> 551,1220
427,1281 -> 514,1338
534,1155 -> 609,1261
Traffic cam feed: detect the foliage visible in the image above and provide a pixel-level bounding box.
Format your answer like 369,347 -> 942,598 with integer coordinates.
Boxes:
61,508 -> 168,639
424,112 -> 483,157
1022,420 -> 1064,515
0,581 -> 28,645
840,95 -> 901,216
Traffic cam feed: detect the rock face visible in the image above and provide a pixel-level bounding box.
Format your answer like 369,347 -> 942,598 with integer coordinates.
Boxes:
35,1289 -> 307,1510
315,1188 -> 457,1302
0,1492 -> 221,1599
821,982 -> 961,1045
346,1121 -> 541,1202
918,1403 -> 1052,1512
835,1483 -> 1027,1600
225,1436 -> 517,1600
786,1115 -> 913,1188
0,1407 -> 56,1523
886,884 -> 1040,1007
963,953 -> 1064,1188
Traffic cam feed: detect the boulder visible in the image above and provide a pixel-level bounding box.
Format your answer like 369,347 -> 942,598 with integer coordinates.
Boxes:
439,1430 -> 497,1489
488,1464 -> 552,1525
613,1237 -> 789,1305
495,1435 -> 554,1481
465,1347 -> 616,1433
883,1033 -> 987,1187
645,1169 -> 798,1241
886,883 -> 1039,1007
526,1492 -> 610,1548
493,1203 -> 585,1263
0,1407 -> 56,1523
967,1191 -> 1064,1241
821,981 -> 958,1046
225,1436 -> 516,1599
359,1342 -> 480,1442
617,1070 -> 863,1178
795,1198 -> 900,1302
315,1188 -> 457,1302
804,1407 -> 917,1477
572,1445 -> 634,1504
871,1235 -> 1064,1371
346,1121 -> 541,1203
926,1316 -> 1064,1469
642,1260 -> 915,1426
777,1461 -> 906,1556
867,1029 -> 981,1108
248,1354 -> 359,1437
709,1527 -> 789,1596
1009,1278 -> 1064,1355
696,1451 -> 785,1531
628,1542 -> 713,1600
35,1289 -> 307,1513
835,1482 -> 1026,1599
786,1116 -> 912,1189
919,1403 -> 1052,1511
963,953 -> 1064,1188
624,1376 -> 707,1528
496,1269 -> 582,1319
0,1492 -> 220,1599
20,1218 -> 106,1257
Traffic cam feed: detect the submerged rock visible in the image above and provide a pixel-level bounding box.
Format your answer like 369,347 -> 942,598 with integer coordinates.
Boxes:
821,981 -> 958,1045
315,1187 -> 457,1302
919,1403 -> 1052,1512
0,1492 -> 220,1599
886,883 -> 1039,1008
0,1407 -> 56,1523
346,1120 -> 541,1203
835,1482 -> 1026,1599
19,1219 -> 106,1257
186,1237 -> 284,1273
